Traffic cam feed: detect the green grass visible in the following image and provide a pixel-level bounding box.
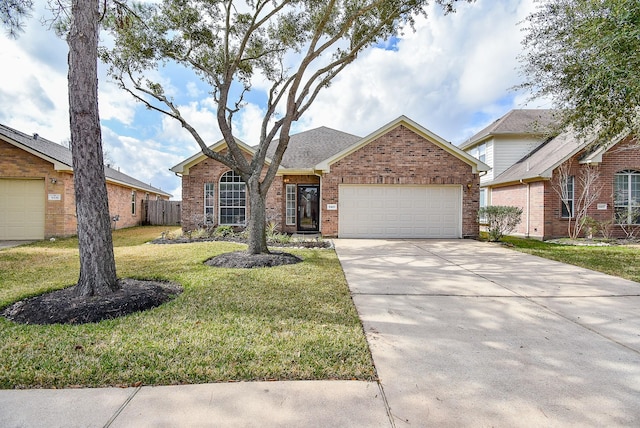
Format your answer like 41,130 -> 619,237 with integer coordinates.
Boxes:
501,235 -> 640,283
0,226 -> 375,388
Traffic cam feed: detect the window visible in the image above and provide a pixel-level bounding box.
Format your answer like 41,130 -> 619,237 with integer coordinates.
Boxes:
286,184 -> 296,225
560,176 -> 574,218
477,143 -> 486,163
478,188 -> 487,223
131,191 -> 137,215
204,183 -> 215,224
219,171 -> 246,225
614,170 -> 640,224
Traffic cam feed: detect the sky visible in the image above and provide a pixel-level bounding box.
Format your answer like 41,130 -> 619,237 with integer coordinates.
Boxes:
0,0 -> 550,200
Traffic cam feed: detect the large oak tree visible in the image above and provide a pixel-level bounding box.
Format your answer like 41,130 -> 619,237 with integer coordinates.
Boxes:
103,0 -> 472,254
519,0 -> 640,143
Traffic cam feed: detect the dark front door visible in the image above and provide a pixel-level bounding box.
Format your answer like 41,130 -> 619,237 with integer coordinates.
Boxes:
297,185 -> 319,232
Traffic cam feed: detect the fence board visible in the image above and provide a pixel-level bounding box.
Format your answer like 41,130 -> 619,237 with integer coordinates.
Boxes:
142,200 -> 181,226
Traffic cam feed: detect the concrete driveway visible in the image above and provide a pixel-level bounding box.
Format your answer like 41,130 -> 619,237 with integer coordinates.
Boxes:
334,239 -> 640,427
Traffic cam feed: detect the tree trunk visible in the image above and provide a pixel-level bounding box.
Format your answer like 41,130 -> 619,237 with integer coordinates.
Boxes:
68,0 -> 119,296
246,179 -> 269,255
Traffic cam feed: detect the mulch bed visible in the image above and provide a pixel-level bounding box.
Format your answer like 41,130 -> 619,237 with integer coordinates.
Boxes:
2,279 -> 183,325
204,251 -> 303,268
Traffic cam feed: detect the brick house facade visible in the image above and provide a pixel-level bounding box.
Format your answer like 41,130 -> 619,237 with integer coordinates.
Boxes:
463,109 -> 640,240
0,124 -> 171,240
172,116 -> 489,239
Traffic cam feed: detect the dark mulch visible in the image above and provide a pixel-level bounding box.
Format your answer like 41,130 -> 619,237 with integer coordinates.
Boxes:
1,279 -> 183,325
151,236 -> 332,249
204,251 -> 303,268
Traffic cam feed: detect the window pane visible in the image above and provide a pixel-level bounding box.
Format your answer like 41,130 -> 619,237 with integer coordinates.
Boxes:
286,184 -> 296,225
219,171 -> 246,225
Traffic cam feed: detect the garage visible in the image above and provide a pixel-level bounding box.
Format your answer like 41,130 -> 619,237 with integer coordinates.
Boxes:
338,185 -> 462,238
0,179 -> 45,240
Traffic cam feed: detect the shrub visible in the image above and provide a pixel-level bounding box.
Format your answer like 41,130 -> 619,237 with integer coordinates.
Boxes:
478,206 -> 523,242
213,225 -> 235,237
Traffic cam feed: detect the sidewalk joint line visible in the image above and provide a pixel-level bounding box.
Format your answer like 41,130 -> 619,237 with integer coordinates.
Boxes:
103,385 -> 142,428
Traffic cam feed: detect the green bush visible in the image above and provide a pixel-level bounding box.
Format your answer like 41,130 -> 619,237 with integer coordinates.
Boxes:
478,206 -> 523,242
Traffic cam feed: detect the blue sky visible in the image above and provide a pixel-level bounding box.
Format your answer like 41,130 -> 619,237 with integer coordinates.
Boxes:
0,0 -> 549,199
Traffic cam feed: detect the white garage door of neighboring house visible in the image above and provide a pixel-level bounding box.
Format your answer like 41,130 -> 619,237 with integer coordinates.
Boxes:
338,185 -> 462,238
0,179 -> 46,240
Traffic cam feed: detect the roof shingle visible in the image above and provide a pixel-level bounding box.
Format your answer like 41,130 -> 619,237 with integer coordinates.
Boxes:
0,123 -> 171,196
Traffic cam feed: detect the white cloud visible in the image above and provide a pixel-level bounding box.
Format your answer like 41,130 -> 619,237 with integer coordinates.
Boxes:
102,127 -> 184,199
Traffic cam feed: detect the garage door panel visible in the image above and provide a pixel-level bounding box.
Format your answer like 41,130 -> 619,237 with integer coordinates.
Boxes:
0,179 -> 45,240
339,185 -> 461,238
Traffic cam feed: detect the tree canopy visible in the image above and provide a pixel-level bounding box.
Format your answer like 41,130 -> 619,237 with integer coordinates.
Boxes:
1,0 -> 33,37
519,0 -> 640,143
103,0 -> 472,253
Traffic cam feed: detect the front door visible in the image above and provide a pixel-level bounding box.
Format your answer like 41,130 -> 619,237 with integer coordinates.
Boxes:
297,185 -> 319,232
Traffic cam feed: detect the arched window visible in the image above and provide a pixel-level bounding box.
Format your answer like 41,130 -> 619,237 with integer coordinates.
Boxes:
614,170 -> 640,224
219,171 -> 246,225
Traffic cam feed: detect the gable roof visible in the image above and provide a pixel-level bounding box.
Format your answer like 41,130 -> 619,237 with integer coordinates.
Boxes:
489,129 -> 595,186
315,116 -> 490,173
268,126 -> 362,170
0,123 -> 171,197
460,109 -> 559,150
169,137 -> 261,175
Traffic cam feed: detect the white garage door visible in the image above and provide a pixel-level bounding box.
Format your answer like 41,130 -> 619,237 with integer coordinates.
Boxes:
338,185 -> 461,238
0,179 -> 45,240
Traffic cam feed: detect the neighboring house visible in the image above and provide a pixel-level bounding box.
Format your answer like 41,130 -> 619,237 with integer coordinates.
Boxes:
0,123 -> 171,240
462,109 -> 640,239
171,116 -> 489,239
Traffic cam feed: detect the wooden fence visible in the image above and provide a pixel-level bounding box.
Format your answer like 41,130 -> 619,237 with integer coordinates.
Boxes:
142,200 -> 181,226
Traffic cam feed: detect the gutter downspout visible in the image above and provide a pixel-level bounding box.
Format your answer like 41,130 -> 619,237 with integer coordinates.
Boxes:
520,179 -> 530,238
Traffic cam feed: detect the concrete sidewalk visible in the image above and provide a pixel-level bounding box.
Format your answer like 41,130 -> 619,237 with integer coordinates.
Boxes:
0,381 -> 390,427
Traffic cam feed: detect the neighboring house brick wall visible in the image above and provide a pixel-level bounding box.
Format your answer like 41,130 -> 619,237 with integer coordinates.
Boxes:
320,125 -> 479,237
1,139 -> 168,238
491,137 -> 640,240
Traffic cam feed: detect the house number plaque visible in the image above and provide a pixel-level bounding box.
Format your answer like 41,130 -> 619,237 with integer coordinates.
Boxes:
326,204 -> 337,210
48,194 -> 62,201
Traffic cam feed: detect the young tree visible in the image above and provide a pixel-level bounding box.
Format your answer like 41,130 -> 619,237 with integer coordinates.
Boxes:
68,0 -> 119,296
518,0 -> 640,143
103,0 -> 472,255
551,160 -> 603,239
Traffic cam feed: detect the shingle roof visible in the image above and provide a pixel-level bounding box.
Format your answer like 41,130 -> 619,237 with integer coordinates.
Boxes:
267,126 -> 362,169
489,129 -> 591,186
460,109 -> 559,150
0,123 -> 171,196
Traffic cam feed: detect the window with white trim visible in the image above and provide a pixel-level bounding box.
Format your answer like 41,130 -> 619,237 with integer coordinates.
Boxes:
286,184 -> 296,225
219,171 -> 246,225
614,170 -> 640,224
477,143 -> 486,163
560,176 -> 574,218
131,191 -> 137,215
204,183 -> 215,224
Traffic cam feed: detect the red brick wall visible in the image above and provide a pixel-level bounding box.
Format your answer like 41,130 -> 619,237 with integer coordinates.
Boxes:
1,139 -> 168,238
182,150 -> 283,232
320,125 -> 480,237
490,181 -> 545,238
491,137 -> 640,239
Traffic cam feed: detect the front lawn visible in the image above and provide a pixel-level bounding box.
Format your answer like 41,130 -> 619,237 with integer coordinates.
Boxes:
502,236 -> 640,283
0,226 -> 375,388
